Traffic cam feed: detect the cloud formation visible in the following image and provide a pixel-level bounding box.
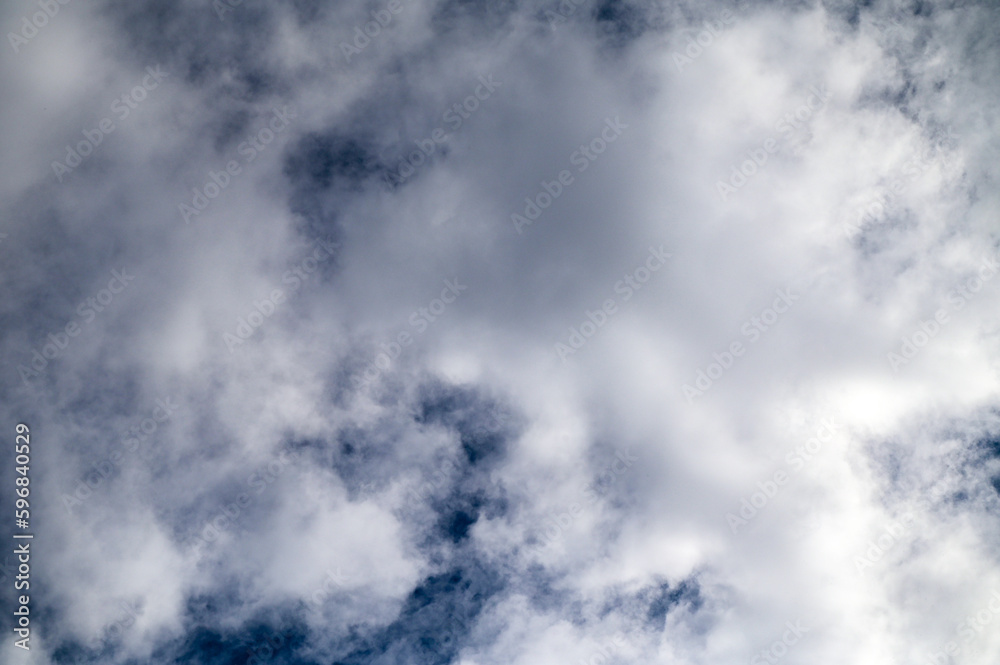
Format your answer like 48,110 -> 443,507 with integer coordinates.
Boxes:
2,0 -> 1000,663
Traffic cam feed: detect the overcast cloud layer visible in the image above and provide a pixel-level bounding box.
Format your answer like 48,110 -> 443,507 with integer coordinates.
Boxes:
2,0 -> 1000,663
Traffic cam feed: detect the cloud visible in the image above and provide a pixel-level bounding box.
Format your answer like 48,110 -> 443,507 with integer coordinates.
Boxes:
2,0 -> 1000,663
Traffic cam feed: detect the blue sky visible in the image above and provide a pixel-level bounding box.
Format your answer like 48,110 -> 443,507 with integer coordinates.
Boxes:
2,0 -> 1000,663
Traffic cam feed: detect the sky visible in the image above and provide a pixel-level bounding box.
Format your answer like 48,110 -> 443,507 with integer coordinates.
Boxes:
1,0 -> 1000,664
